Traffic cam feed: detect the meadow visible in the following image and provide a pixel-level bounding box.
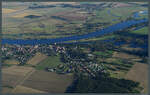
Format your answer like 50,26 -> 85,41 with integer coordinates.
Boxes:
2,2 -> 147,40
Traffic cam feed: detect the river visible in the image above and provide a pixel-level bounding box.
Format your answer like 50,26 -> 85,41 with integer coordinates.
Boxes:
2,10 -> 148,45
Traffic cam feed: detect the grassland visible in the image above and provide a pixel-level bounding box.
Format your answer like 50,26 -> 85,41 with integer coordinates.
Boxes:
131,27 -> 148,35
12,13 -> 30,18
4,59 -> 20,65
92,6 -> 147,25
2,65 -> 73,93
12,85 -> 47,93
27,52 -> 48,66
2,3 -> 78,39
2,2 -> 147,39
104,58 -> 134,78
97,51 -> 143,79
2,8 -> 17,14
2,66 -> 35,91
63,35 -> 116,43
36,55 -> 63,70
22,70 -> 73,93
93,50 -> 114,57
2,2 -> 148,93
125,63 -> 148,93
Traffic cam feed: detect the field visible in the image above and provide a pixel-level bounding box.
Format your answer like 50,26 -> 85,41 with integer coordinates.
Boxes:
2,2 -> 78,39
125,63 -> 148,93
2,66 -> 35,91
36,55 -> 63,70
131,27 -> 148,35
12,85 -> 47,93
2,2 -> 147,40
2,65 -> 73,93
2,51 -> 73,93
2,2 -> 148,93
22,70 -> 73,93
2,8 -> 17,14
2,66 -> 35,76
100,51 -> 144,79
4,59 -> 20,65
12,13 -> 29,18
52,10 -> 88,21
112,52 -> 141,61
27,52 -> 48,66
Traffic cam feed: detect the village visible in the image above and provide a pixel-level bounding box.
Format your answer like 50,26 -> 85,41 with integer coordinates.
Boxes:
2,2 -> 148,93
2,43 -> 107,77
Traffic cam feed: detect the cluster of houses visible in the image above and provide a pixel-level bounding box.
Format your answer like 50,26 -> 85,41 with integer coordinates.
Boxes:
2,44 -> 107,77
1,44 -> 67,64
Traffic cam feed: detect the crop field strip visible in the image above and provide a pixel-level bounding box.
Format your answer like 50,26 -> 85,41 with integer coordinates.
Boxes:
21,70 -> 73,93
1,2 -> 148,93
2,2 -> 147,39
125,63 -> 148,93
2,53 -> 74,93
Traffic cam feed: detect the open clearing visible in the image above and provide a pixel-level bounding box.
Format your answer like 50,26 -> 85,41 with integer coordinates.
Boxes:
112,52 -> 142,61
2,87 -> 13,93
22,70 -> 73,93
125,63 -> 148,93
42,2 -> 78,5
2,73 -> 25,88
2,66 -> 35,88
2,66 -> 35,76
4,59 -> 20,65
36,55 -> 63,70
12,85 -> 47,93
121,44 -> 142,51
27,52 -> 48,66
12,13 -> 29,18
131,27 -> 148,35
2,8 -> 17,14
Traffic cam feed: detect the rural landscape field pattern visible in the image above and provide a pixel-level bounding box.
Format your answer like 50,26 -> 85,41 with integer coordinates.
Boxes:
1,2 -> 148,93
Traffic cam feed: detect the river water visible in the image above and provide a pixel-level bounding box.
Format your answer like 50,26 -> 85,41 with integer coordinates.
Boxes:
2,10 -> 148,45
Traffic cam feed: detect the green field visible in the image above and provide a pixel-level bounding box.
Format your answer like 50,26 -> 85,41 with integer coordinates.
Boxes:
2,2 -> 147,39
104,58 -> 134,78
93,50 -> 114,57
36,55 -> 63,70
131,27 -> 148,35
92,6 -> 147,25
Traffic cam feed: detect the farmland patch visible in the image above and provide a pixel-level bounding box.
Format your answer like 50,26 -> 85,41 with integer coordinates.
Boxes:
12,85 -> 47,93
22,70 -> 73,93
125,63 -> 148,93
27,52 -> 48,66
2,8 -> 17,14
35,55 -> 63,70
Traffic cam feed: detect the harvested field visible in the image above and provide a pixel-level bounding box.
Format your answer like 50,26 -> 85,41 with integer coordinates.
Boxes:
12,13 -> 29,18
59,12 -> 87,21
2,87 -> 13,93
12,85 -> 47,93
4,59 -> 20,65
27,52 -> 48,66
121,45 -> 142,51
42,2 -> 78,5
113,3 -> 131,8
2,66 -> 35,88
36,55 -> 63,70
105,58 -> 117,63
2,73 -> 25,88
112,52 -> 141,61
52,10 -> 88,21
2,66 -> 35,76
125,63 -> 148,93
22,70 -> 73,93
2,8 -> 17,14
